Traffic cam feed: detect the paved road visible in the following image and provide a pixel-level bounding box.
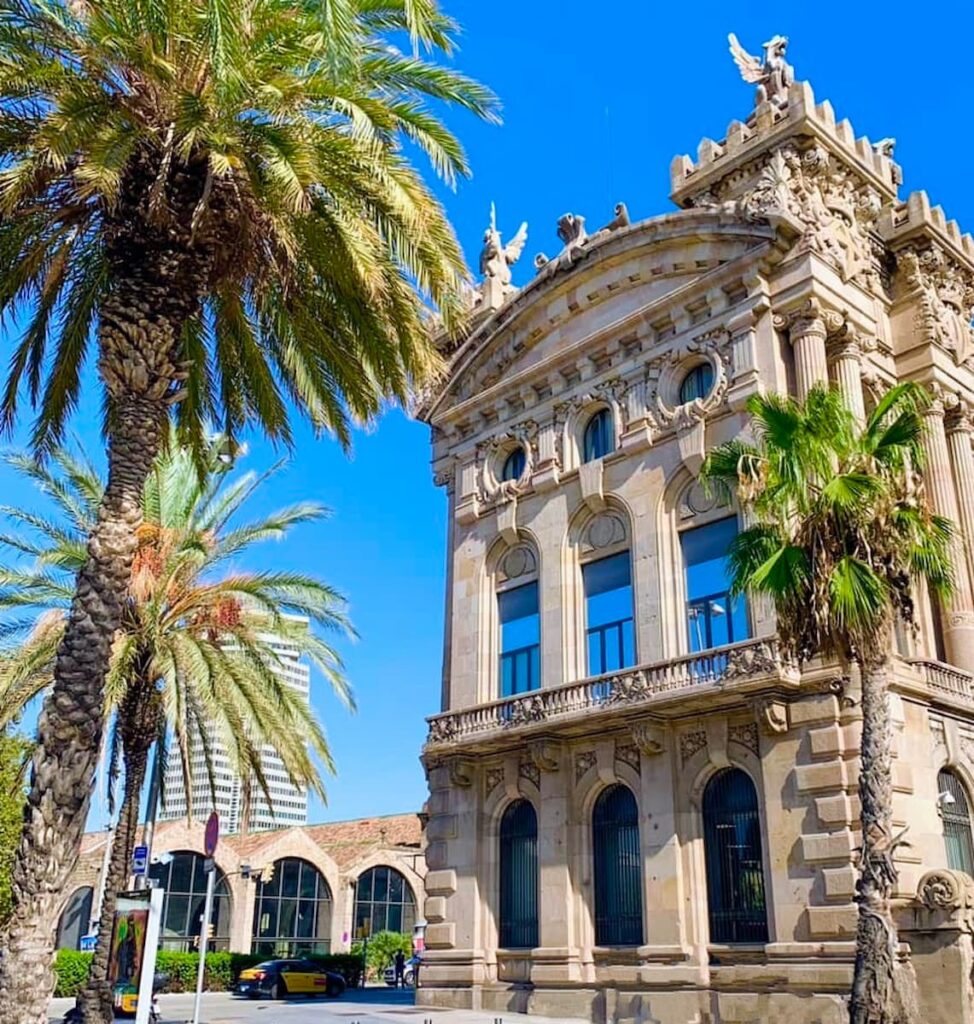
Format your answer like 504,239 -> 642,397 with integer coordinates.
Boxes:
48,986 -> 588,1024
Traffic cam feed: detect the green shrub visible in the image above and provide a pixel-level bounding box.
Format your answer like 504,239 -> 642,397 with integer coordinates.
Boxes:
53,950 -> 92,997
54,946 -> 365,997
351,931 -> 411,979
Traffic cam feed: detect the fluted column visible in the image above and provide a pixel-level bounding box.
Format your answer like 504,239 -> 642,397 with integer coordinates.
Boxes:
829,335 -> 866,423
923,393 -> 974,670
947,400 -> 974,598
774,300 -> 830,401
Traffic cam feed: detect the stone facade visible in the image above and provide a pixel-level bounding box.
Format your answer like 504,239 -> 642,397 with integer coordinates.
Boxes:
58,814 -> 426,955
415,40 -> 974,1024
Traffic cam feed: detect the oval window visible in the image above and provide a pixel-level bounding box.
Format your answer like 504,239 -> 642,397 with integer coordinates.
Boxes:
679,363 -> 715,404
502,447 -> 526,482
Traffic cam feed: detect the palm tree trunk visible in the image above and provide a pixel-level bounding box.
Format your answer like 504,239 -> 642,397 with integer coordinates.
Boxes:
849,655 -> 918,1024
79,670 -> 161,1024
0,245 -> 202,1024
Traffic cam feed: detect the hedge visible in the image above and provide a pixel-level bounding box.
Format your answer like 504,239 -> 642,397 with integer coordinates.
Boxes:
54,949 -> 364,998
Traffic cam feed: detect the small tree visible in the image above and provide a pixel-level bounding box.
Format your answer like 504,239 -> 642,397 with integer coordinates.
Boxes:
702,384 -> 952,1024
352,930 -> 412,979
0,731 -> 30,926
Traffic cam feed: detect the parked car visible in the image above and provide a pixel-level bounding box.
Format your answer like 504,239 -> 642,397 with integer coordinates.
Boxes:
235,960 -> 346,1000
383,955 -> 421,988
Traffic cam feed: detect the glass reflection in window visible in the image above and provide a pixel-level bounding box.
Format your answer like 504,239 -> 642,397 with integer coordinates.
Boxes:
584,552 -> 635,675
499,582 -> 540,696
681,517 -> 749,652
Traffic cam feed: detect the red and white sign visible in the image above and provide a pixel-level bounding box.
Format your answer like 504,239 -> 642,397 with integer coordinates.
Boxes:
204,811 -> 219,857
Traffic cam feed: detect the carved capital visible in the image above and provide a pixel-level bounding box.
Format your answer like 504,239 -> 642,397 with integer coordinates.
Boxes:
773,298 -> 828,341
917,869 -> 974,911
946,397 -> 974,437
528,738 -> 562,773
447,756 -> 475,788
630,719 -> 667,756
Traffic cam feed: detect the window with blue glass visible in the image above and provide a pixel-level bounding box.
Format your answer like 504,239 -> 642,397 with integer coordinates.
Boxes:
502,447 -> 526,482
584,552 -> 635,675
583,409 -> 614,462
499,582 -> 540,696
679,363 -> 715,404
681,517 -> 749,652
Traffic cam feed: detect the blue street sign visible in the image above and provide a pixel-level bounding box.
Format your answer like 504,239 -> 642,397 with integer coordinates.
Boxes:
80,934 -> 97,952
132,844 -> 149,876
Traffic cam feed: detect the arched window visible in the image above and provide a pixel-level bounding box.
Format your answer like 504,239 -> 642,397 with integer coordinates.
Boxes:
56,887 -> 93,950
252,857 -> 333,956
499,800 -> 538,948
148,851 -> 231,951
353,866 -> 416,937
939,769 -> 974,875
583,409 -> 614,463
583,552 -> 635,675
502,447 -> 526,482
681,516 -> 749,652
593,785 -> 643,946
702,769 -> 768,944
679,363 -> 714,404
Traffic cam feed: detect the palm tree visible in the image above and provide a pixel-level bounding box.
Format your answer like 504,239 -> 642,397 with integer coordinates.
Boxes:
0,444 -> 354,1022
0,0 -> 494,1011
701,384 -> 951,1024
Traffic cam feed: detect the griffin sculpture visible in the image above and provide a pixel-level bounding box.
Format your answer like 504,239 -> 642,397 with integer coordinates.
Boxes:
728,33 -> 794,108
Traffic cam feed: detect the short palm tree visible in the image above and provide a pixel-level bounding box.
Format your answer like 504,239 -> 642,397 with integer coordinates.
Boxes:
0,443 -> 354,1022
702,383 -> 951,1024
0,0 -> 494,1012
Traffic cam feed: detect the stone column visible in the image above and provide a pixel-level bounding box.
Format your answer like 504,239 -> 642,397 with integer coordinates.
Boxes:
437,471 -> 456,713
774,300 -> 830,401
829,335 -> 866,423
922,393 -> 974,671
947,401 -> 974,601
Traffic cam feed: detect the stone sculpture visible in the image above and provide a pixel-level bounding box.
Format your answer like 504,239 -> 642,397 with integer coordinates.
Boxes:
478,203 -> 527,310
728,33 -> 794,108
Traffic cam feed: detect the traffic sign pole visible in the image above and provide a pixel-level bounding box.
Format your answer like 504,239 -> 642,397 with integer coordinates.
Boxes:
192,812 -> 219,1024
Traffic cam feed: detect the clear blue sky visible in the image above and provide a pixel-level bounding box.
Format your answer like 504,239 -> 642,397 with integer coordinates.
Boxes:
4,2 -> 974,828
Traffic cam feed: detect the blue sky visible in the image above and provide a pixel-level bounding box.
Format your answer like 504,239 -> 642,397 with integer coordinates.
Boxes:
4,2 -> 974,828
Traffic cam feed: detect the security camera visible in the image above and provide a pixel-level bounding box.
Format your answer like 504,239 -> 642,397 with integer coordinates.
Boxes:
937,790 -> 956,808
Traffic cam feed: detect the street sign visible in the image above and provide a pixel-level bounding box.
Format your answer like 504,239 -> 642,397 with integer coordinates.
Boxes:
80,934 -> 97,953
132,845 -> 148,877
204,811 -> 219,857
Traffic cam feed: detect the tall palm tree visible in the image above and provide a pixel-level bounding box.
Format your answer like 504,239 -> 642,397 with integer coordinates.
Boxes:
0,444 -> 354,1022
0,0 -> 494,1013
701,384 -> 951,1024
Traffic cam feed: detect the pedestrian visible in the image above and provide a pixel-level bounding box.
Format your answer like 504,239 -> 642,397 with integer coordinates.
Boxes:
394,950 -> 406,989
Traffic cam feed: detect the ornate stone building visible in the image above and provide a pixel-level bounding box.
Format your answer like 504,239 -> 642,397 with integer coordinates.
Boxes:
417,36 -> 974,1024
56,814 -> 426,956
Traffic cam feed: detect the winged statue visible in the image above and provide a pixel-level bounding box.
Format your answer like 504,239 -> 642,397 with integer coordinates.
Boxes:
479,203 -> 528,288
728,33 -> 794,108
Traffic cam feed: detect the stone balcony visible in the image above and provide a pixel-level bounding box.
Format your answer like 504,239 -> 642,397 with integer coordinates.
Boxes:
424,636 -> 804,755
424,640 -> 974,756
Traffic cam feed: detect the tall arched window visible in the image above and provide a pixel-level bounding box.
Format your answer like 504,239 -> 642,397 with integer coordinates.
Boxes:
353,866 -> 416,937
252,857 -> 333,956
148,851 -> 232,951
939,769 -> 974,875
681,516 -> 749,652
56,887 -> 93,950
702,769 -> 768,944
583,409 -> 614,463
593,785 -> 643,946
495,543 -> 541,698
499,799 -> 538,948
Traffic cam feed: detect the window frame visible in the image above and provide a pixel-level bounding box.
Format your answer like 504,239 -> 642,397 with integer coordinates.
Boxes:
498,799 -> 539,949
582,550 -> 636,677
497,577 -> 541,698
938,768 -> 974,875
501,446 -> 526,483
592,785 -> 643,947
678,362 -> 715,405
352,865 -> 417,939
251,857 -> 333,958
582,408 -> 615,463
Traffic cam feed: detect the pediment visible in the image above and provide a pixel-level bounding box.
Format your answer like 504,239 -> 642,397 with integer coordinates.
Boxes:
426,212 -> 775,422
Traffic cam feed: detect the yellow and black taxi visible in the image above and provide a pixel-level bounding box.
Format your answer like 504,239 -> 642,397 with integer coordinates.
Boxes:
235,959 -> 346,1000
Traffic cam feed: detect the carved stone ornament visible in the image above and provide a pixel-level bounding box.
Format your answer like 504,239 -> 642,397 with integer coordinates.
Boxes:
722,640 -> 785,682
680,729 -> 708,765
897,244 -> 974,368
630,719 -> 666,756
754,698 -> 789,735
447,756 -> 474,787
583,511 -> 628,554
728,721 -> 760,756
477,203 -> 528,311
654,334 -> 731,432
498,543 -> 537,583
533,202 -> 631,275
427,716 -> 458,745
518,760 -> 541,789
477,420 -> 539,505
917,869 -> 974,911
528,738 -> 561,773
615,742 -> 641,774
575,750 -> 597,782
728,32 -> 794,109
607,669 -> 656,705
485,767 -> 504,797
502,693 -> 547,729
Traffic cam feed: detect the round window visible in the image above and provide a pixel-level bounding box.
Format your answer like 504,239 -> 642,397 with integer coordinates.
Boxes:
501,447 -> 526,482
679,363 -> 715,404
